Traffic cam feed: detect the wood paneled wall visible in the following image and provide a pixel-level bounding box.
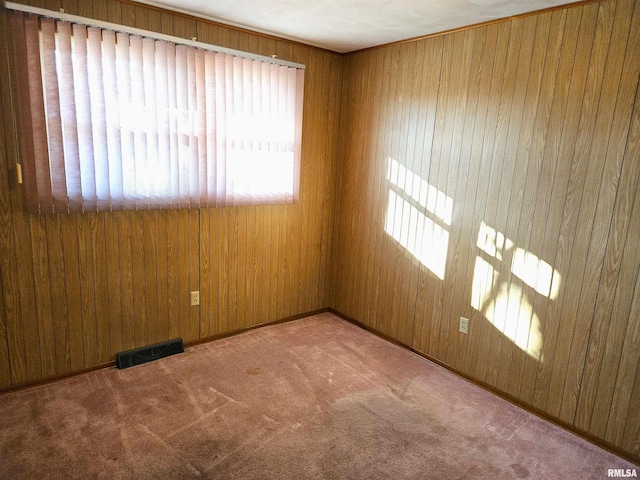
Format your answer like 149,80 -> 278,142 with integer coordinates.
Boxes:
331,0 -> 640,458
0,1 -> 341,386
1,0 -> 639,462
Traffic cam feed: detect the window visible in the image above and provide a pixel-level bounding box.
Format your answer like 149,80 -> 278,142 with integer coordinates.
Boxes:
8,8 -> 305,213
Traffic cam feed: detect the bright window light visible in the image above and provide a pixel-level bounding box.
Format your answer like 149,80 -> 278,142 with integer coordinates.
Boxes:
384,158 -> 452,280
476,222 -> 561,300
471,256 -> 499,311
387,158 -> 453,225
476,221 -> 514,261
482,282 -> 543,360
385,191 -> 450,280
511,248 -> 561,300
471,221 -> 563,361
10,11 -> 305,213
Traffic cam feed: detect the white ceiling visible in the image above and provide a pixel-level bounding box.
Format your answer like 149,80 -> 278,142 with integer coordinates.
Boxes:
134,0 -> 581,53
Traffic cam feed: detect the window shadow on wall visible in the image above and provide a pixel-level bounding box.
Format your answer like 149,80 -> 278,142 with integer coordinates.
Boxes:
384,157 -> 452,280
473,222 -> 561,361
383,158 -> 562,363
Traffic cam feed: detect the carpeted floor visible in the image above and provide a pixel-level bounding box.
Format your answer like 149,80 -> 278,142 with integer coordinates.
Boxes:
0,312 -> 636,479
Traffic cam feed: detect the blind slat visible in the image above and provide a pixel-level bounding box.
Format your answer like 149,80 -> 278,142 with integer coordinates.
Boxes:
26,15 -> 53,212
41,19 -> 67,212
154,40 -> 171,210
196,49 -> 207,208
9,12 -> 40,213
72,23 -> 97,211
102,30 -> 124,210
115,32 -> 136,208
88,27 -> 110,210
57,21 -> 82,212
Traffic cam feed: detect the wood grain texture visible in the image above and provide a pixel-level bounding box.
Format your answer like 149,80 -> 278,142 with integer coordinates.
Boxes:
2,0 -> 639,462
0,18 -> 26,386
331,0 -> 640,459
561,0 -> 635,427
0,97 -> 12,387
534,2 -> 599,413
620,266 -> 640,454
606,80 -> 640,451
517,8 -> 567,406
576,0 -> 640,435
0,0 -> 340,390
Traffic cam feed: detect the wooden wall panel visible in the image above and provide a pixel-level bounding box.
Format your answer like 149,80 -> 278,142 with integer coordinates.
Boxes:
0,272 -> 10,388
0,96 -> 13,388
532,2 -> 598,412
516,8 -> 567,406
331,0 -> 640,459
2,0 -> 638,463
606,90 -> 640,448
0,0 -> 341,386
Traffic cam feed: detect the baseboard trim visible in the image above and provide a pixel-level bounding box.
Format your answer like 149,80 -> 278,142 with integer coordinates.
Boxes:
328,308 -> 640,467
184,307 -> 332,348
0,308 -> 331,396
0,361 -> 117,395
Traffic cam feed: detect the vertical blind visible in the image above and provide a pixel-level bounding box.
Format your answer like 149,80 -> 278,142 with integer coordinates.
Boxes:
9,10 -> 305,213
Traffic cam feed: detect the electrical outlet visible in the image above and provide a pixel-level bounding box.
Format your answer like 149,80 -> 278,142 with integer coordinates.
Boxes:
190,290 -> 200,306
459,316 -> 469,334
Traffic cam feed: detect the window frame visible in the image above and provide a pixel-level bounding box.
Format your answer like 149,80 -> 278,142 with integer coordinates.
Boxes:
6,2 -> 305,213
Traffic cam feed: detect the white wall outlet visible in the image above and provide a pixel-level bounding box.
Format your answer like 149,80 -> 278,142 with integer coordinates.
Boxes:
459,316 -> 469,334
190,290 -> 200,306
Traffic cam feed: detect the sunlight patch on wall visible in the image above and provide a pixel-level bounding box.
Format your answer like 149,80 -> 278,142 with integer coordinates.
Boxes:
511,248 -> 561,300
388,158 -> 453,225
471,256 -> 500,311
385,191 -> 449,280
487,283 -> 543,361
476,222 -> 561,299
384,158 -> 452,280
471,222 -> 561,361
477,221 -> 514,261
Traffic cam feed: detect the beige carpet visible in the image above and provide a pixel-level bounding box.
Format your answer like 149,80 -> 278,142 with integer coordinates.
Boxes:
0,312 -> 635,479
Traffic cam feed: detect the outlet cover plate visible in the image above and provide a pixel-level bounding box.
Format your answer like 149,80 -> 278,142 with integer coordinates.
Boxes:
190,290 -> 200,306
459,317 -> 469,334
